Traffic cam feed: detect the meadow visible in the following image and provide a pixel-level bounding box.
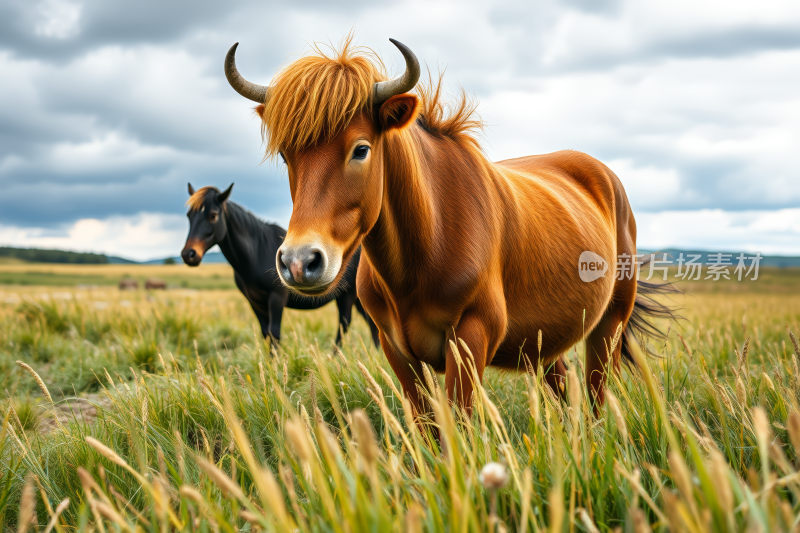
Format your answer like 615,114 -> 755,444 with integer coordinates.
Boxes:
0,262 -> 236,290
1,264 -> 800,531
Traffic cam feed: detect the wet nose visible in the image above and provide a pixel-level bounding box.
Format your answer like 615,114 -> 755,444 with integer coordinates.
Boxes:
181,248 -> 199,265
277,244 -> 327,286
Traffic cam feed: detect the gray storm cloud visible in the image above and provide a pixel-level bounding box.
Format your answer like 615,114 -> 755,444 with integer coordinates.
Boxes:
0,0 -> 799,258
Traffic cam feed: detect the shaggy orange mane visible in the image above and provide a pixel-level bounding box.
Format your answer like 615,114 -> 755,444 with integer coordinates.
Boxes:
257,36 -> 485,157
416,74 -> 484,152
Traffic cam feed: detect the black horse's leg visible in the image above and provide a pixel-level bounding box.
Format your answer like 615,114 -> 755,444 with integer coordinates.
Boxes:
267,291 -> 286,342
354,298 -> 381,348
236,275 -> 273,340
334,293 -> 355,345
255,311 -> 272,340
243,299 -> 271,339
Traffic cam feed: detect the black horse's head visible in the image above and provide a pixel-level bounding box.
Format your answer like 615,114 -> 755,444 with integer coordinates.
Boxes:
181,182 -> 233,266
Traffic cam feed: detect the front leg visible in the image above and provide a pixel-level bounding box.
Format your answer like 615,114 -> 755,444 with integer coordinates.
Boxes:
356,258 -> 430,417
334,292 -> 355,345
354,298 -> 381,348
267,290 -> 288,342
445,313 -> 495,417
543,356 -> 568,401
380,332 -> 431,418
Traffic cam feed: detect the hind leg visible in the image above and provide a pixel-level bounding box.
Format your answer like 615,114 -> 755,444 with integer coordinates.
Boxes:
586,277 -> 636,413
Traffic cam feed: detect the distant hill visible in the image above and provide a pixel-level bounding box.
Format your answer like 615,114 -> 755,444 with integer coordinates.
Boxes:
0,246 -> 113,264
640,249 -> 800,268
0,246 -> 225,265
106,255 -> 140,264
142,251 -> 228,265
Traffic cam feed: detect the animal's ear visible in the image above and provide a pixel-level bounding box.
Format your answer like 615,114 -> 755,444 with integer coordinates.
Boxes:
188,182 -> 195,196
218,183 -> 234,203
378,94 -> 419,132
254,104 -> 266,120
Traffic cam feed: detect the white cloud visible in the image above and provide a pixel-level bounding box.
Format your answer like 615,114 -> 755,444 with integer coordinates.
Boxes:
636,208 -> 800,255
46,132 -> 180,175
35,0 -> 81,39
0,213 -> 188,261
604,159 -> 682,210
480,47 -> 800,213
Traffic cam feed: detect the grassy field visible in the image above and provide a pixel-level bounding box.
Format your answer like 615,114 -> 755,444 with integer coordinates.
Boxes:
0,262 -> 236,290
1,264 -> 799,531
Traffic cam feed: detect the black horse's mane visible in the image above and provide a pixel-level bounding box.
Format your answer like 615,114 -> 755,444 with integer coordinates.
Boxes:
224,199 -> 281,235
190,186 -> 280,235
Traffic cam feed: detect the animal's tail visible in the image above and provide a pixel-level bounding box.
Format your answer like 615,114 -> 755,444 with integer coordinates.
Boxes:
620,279 -> 682,365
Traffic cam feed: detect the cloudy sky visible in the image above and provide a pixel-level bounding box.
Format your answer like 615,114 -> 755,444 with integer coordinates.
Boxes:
1,0 -> 799,260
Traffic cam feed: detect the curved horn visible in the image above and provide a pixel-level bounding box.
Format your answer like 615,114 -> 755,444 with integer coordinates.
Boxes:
224,43 -> 270,104
373,39 -> 420,106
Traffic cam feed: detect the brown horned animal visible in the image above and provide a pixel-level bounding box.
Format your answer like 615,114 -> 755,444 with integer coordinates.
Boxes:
224,36 -> 676,417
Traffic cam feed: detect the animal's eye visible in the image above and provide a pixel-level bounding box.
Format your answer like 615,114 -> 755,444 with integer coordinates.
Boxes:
279,152 -> 287,164
352,145 -> 370,160
209,213 -> 218,223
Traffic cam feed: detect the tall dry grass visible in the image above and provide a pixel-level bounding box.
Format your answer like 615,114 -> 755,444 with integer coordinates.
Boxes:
0,285 -> 798,530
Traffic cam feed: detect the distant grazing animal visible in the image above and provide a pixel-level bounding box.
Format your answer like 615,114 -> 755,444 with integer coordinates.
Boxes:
118,279 -> 138,291
145,279 -> 167,290
224,37 -> 678,418
181,183 -> 379,346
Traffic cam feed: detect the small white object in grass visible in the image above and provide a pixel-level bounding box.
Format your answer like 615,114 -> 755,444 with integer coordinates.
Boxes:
479,462 -> 509,490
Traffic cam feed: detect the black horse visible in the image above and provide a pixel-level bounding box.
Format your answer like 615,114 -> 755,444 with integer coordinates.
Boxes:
181,183 -> 379,346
